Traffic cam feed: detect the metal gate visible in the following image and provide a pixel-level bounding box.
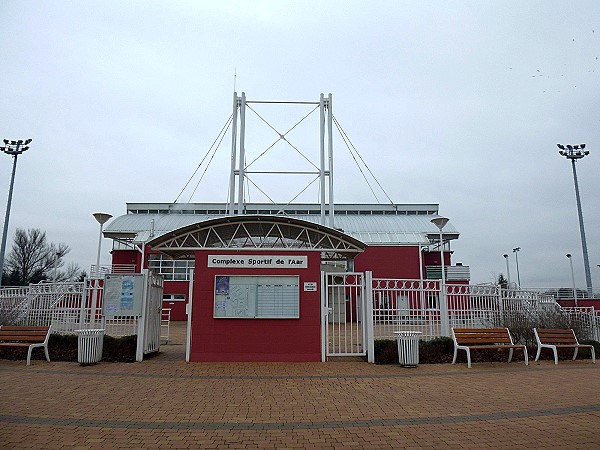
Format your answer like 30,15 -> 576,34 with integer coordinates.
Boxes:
321,272 -> 370,359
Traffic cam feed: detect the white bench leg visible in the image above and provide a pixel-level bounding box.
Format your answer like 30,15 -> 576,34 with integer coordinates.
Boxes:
552,346 -> 558,365
591,347 -> 596,364
44,345 -> 50,362
572,347 -> 578,361
452,347 -> 458,364
523,347 -> 529,365
466,349 -> 472,368
508,348 -> 514,363
535,346 -> 542,362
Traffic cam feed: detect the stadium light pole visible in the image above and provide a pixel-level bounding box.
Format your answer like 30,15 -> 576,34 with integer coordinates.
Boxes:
513,247 -> 521,287
0,139 -> 32,287
557,143 -> 592,298
503,253 -> 511,286
566,253 -> 577,307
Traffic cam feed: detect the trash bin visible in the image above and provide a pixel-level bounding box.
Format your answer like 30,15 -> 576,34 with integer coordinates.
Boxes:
75,329 -> 105,364
394,331 -> 422,367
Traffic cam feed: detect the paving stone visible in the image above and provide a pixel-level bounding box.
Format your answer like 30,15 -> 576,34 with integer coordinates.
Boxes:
1,322 -> 598,449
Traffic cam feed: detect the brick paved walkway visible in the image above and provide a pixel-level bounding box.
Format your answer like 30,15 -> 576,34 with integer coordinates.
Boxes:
1,323 -> 598,449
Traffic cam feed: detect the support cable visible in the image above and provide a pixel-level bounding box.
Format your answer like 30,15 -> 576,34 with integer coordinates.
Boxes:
173,114 -> 233,203
333,116 -> 395,205
186,116 -> 233,202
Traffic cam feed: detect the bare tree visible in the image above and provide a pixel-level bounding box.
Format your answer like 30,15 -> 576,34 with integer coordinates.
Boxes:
2,228 -> 83,286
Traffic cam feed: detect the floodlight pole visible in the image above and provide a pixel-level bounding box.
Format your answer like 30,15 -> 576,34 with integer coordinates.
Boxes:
557,143 -> 592,297
0,139 -> 31,287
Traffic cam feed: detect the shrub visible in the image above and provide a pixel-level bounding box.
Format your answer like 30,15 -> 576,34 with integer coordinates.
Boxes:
374,337 -> 455,364
489,308 -> 589,346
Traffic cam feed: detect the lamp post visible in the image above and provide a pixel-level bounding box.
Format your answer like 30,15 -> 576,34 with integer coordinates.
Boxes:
557,143 -> 592,297
91,213 -> 112,328
503,254 -> 511,286
513,247 -> 521,287
566,253 -> 577,307
431,216 -> 449,335
93,213 -> 113,278
0,139 -> 31,287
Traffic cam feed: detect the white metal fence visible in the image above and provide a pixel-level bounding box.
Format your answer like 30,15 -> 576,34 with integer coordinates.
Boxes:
370,276 -> 600,344
322,272 -> 600,362
0,271 -> 163,360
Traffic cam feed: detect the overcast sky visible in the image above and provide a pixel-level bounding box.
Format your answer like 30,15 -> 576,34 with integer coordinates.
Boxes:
1,1 -> 599,288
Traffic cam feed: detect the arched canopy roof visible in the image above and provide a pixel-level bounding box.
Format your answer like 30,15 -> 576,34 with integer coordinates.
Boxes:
146,215 -> 366,261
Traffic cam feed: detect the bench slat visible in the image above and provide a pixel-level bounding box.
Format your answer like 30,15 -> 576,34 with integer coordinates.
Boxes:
1,326 -> 50,331
0,335 -> 47,343
536,329 -> 578,344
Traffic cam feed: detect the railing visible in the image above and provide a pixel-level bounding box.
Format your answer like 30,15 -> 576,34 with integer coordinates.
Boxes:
161,308 -> 171,343
0,278 -> 156,339
89,264 -> 137,278
520,286 -> 600,300
370,278 -> 600,344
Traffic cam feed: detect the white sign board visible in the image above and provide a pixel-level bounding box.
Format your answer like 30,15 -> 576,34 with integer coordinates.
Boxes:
103,274 -> 144,317
208,255 -> 308,269
303,282 -> 318,292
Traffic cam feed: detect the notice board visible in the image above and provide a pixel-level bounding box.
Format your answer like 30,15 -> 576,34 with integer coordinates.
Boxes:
214,275 -> 299,319
103,274 -> 144,317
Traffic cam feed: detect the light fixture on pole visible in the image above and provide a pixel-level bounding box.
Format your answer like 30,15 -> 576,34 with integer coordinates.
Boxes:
0,139 -> 32,287
566,253 -> 577,307
431,216 -> 450,336
557,143 -> 592,297
503,254 -> 511,286
512,247 -> 521,287
431,217 -> 449,283
93,213 -> 112,278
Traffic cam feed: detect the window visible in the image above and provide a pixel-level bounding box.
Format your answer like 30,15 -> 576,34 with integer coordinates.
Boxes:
214,275 -> 299,319
148,254 -> 194,281
163,294 -> 186,302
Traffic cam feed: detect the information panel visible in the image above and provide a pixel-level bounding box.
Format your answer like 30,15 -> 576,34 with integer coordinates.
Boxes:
103,274 -> 144,317
214,275 -> 299,319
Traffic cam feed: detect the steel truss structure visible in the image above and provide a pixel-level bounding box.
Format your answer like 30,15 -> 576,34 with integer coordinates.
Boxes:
147,215 -> 365,261
227,92 -> 335,227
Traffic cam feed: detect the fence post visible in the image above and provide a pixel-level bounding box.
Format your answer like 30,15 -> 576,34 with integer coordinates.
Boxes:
136,269 -> 149,362
365,271 -> 375,363
185,269 -> 194,362
320,270 -> 327,362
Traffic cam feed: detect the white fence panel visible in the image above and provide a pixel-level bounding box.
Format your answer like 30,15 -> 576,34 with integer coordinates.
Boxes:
322,272 -> 367,357
0,273 -> 164,360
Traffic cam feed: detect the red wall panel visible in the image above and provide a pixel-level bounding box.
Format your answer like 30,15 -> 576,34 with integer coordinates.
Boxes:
190,250 -> 322,362
354,246 -> 421,279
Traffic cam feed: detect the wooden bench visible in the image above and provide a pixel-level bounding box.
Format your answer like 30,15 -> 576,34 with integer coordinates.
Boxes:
0,325 -> 52,365
452,327 -> 528,368
534,328 -> 596,364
